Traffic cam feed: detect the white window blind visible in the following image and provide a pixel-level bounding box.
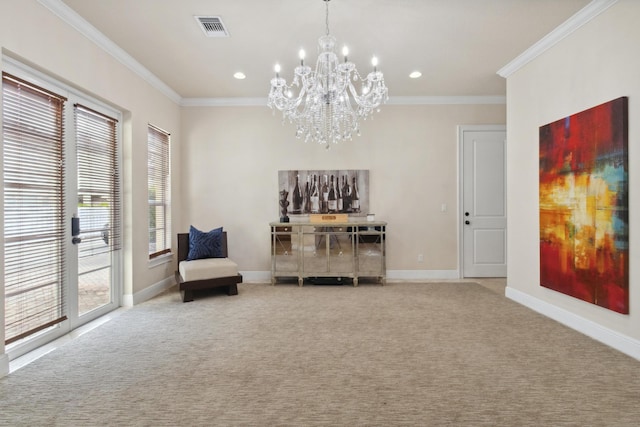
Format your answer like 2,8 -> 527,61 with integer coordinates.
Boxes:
75,104 -> 121,252
2,72 -> 67,345
148,125 -> 171,258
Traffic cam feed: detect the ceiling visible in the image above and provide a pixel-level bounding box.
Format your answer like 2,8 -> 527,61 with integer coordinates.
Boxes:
59,0 -> 591,101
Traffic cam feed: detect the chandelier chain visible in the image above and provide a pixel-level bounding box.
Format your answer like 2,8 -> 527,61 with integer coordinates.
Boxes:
325,0 -> 330,36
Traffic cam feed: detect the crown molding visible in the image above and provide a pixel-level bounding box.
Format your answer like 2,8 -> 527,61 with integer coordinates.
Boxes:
37,0 -> 182,104
37,0 -> 507,108
497,0 -> 618,78
388,96 -> 506,105
181,96 -> 506,107
181,97 -> 267,107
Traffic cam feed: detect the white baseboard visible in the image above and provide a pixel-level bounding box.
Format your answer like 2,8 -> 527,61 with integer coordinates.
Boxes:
123,276 -> 176,307
0,353 -> 9,378
387,270 -> 460,281
506,286 -> 640,361
239,270 -> 272,283
122,293 -> 134,307
239,270 -> 460,283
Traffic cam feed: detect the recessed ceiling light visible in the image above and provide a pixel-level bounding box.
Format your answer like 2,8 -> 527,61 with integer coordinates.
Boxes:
233,72 -> 246,80
409,71 -> 422,79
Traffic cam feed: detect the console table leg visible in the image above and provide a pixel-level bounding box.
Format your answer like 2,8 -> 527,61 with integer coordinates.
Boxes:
353,277 -> 359,287
298,277 -> 303,287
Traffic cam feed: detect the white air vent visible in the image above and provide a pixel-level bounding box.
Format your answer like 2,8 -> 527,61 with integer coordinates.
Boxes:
195,16 -> 229,37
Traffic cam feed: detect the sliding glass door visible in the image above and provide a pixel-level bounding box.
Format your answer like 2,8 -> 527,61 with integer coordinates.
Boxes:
2,63 -> 121,358
2,73 -> 68,347
74,104 -> 121,318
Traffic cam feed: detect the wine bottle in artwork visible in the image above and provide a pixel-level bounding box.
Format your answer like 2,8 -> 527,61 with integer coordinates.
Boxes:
303,175 -> 311,213
328,174 -> 337,213
342,174 -> 351,213
311,174 -> 320,213
336,175 -> 343,212
351,176 -> 360,213
321,174 -> 329,213
292,174 -> 303,214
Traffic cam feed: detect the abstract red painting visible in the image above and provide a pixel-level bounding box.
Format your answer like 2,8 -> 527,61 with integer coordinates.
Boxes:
539,97 -> 629,314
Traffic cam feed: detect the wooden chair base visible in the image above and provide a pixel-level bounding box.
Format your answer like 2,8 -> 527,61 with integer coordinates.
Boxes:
175,271 -> 242,302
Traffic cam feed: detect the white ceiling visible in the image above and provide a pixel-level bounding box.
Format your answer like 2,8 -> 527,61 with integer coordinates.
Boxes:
58,0 -> 591,100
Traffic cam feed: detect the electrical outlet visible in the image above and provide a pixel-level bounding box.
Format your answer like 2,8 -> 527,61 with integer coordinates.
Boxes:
418,254 -> 424,263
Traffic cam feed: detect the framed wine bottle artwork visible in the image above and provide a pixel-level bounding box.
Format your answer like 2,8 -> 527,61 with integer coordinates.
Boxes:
278,170 -> 369,218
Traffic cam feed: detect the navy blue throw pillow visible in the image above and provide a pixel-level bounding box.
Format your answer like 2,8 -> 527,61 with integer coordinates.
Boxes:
187,225 -> 223,260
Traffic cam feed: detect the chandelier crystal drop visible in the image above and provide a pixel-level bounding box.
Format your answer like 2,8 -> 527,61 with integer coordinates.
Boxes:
267,0 -> 388,147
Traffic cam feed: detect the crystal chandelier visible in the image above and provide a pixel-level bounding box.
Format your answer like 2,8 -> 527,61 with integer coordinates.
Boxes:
267,0 -> 388,147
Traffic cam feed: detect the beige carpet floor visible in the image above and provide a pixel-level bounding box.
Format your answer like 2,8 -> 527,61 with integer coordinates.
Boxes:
1,282 -> 639,426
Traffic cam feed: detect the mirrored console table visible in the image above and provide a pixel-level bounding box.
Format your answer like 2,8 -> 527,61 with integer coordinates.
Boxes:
270,221 -> 386,286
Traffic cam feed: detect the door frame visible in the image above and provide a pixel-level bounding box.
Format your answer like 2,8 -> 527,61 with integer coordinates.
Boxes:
457,124 -> 507,278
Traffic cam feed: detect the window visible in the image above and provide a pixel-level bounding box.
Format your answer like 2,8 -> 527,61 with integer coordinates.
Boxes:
2,72 -> 67,344
147,124 -> 171,259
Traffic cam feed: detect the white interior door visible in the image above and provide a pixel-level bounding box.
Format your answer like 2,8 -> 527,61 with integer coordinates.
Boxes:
460,126 -> 507,277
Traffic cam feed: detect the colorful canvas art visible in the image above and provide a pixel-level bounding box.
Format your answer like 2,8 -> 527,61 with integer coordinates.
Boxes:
539,97 -> 629,314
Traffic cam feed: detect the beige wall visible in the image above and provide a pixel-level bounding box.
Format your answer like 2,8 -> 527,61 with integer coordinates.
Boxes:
0,0 -> 182,357
0,0 -> 506,370
180,103 -> 505,277
506,0 -> 640,343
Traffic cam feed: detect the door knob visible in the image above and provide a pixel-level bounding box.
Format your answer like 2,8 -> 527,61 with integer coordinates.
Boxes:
465,212 -> 470,217
465,220 -> 470,225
